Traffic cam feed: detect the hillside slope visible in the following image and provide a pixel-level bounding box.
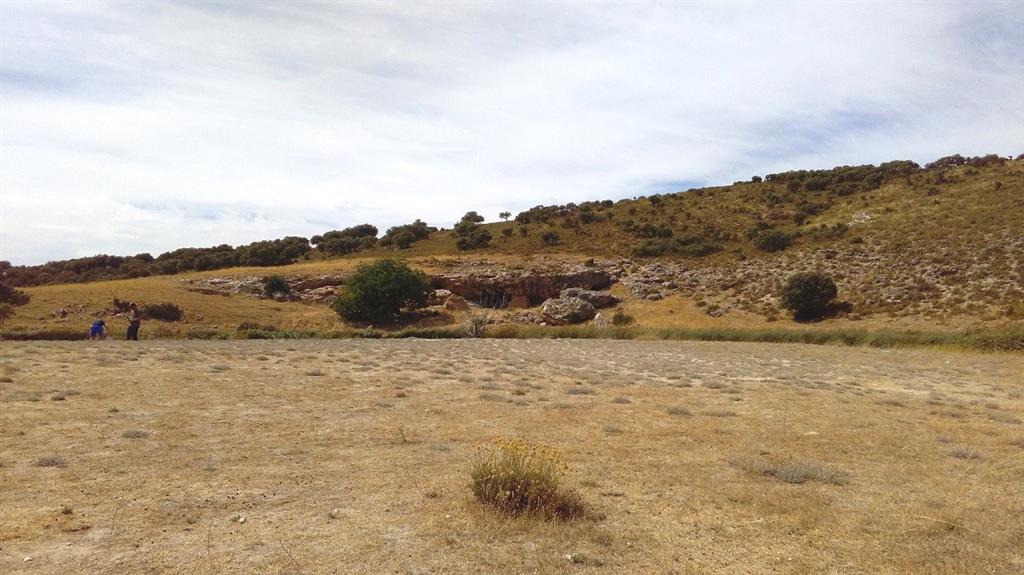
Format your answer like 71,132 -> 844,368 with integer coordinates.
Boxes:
3,155 -> 1022,336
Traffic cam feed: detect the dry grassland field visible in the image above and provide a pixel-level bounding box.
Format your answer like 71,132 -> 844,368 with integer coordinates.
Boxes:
2,339 -> 1023,574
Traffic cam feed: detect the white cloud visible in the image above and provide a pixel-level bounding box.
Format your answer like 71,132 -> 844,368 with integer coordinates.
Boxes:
2,2 -> 1022,263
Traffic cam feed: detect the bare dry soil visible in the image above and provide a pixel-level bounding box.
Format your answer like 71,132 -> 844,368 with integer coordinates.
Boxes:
1,340 -> 1022,574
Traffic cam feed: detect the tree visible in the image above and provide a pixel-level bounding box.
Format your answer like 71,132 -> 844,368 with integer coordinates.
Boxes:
332,260 -> 432,324
453,212 -> 491,250
781,272 -> 838,320
499,211 -> 511,222
461,211 -> 485,224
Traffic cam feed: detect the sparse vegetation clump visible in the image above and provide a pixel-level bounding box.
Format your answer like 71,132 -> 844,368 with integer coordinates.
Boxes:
781,272 -> 838,320
470,438 -> 586,520
332,260 -> 432,324
461,309 -> 492,338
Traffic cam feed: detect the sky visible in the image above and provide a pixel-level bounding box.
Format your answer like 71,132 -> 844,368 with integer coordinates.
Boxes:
2,2 -> 1022,265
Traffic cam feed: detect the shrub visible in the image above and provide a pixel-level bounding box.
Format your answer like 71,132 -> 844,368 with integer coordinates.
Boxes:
455,229 -> 492,250
753,230 -> 793,252
0,282 -> 30,306
611,311 -> 635,326
781,272 -> 838,320
540,230 -> 561,246
141,302 -> 183,321
332,260 -> 431,324
263,275 -> 290,296
462,309 -> 492,338
470,438 -> 586,520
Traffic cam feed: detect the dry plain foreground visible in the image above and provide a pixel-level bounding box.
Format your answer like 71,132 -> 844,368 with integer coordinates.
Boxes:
1,340 -> 1022,574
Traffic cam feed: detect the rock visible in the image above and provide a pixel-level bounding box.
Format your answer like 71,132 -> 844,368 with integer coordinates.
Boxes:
428,289 -> 452,306
444,294 -> 470,311
541,297 -> 596,325
300,286 -> 339,303
431,260 -> 614,309
559,288 -> 619,308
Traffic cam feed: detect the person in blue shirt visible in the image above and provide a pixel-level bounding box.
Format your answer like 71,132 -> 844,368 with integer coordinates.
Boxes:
89,319 -> 107,340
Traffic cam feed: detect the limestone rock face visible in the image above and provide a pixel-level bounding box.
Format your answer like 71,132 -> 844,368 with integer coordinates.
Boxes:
559,287 -> 619,309
428,289 -> 452,307
430,259 -> 614,309
444,294 -> 470,311
541,297 -> 596,325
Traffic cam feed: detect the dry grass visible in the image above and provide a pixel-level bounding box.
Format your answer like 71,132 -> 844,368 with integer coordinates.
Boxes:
1,340 -> 1022,574
730,455 -> 850,485
470,438 -> 587,520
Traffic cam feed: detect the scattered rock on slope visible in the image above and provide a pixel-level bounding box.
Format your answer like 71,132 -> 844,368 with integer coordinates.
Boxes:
541,296 -> 596,325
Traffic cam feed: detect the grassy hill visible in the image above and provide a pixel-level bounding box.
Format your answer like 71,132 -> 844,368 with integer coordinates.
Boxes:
3,154 -> 1022,340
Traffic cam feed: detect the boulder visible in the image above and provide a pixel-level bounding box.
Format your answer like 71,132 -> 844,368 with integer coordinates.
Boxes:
428,289 -> 452,307
300,286 -> 339,303
559,287 -> 619,309
444,294 -> 470,311
541,297 -> 596,325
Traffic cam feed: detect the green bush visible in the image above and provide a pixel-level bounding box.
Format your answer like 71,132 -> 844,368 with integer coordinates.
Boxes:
781,272 -> 838,320
331,260 -> 432,324
754,230 -> 793,252
611,311 -> 635,326
540,230 -> 561,246
263,275 -> 290,296
141,302 -> 183,321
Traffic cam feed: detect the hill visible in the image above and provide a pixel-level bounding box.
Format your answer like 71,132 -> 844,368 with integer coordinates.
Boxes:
2,154 -> 1022,338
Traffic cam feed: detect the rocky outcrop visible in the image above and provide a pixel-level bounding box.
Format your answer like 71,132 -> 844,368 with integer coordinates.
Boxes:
444,294 -> 470,311
541,296 -> 596,325
559,287 -> 619,308
431,259 -> 614,308
428,289 -> 452,306
183,273 -> 348,303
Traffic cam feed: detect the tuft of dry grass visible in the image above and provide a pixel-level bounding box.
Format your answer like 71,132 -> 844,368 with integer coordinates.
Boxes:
730,455 -> 849,485
35,455 -> 67,468
666,406 -> 690,416
470,438 -> 587,520
121,430 -> 150,439
948,446 -> 984,460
